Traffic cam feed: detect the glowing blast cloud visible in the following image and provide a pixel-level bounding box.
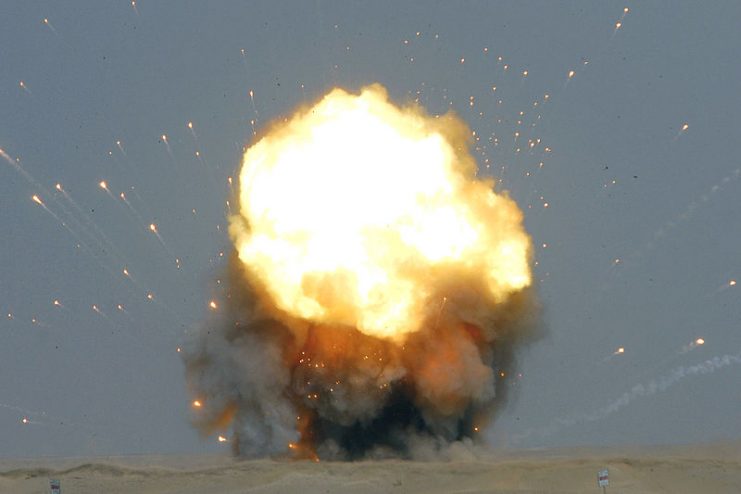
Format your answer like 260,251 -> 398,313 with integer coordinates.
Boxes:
231,84 -> 532,340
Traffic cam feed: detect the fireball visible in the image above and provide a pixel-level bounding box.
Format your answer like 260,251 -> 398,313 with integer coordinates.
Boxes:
186,84 -> 535,459
231,84 -> 531,341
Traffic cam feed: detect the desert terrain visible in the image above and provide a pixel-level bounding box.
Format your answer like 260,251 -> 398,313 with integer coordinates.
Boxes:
2,442 -> 740,493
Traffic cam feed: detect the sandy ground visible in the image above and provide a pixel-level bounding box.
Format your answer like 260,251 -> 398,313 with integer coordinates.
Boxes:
2,442 -> 740,494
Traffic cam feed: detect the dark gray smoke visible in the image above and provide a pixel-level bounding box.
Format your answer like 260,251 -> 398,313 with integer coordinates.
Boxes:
183,255 -> 538,460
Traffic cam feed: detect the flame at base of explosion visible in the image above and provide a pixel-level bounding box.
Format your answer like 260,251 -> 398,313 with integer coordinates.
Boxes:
183,85 -> 538,459
185,260 -> 536,459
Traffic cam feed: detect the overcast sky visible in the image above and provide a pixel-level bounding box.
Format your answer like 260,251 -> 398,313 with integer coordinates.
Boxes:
1,1 -> 740,457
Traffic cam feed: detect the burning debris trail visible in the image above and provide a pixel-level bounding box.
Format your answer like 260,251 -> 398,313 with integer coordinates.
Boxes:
184,84 -> 537,459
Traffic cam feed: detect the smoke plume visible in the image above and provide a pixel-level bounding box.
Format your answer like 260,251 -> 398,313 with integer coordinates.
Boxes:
184,84 -> 537,459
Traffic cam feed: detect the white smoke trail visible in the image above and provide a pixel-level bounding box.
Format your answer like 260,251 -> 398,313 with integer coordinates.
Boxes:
513,351 -> 741,443
57,185 -> 130,269
1,150 -> 126,280
1,148 -> 46,191
586,352 -> 740,421
609,167 -> 740,281
0,402 -> 47,418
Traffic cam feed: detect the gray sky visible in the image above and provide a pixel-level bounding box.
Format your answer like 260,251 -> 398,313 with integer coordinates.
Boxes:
1,1 -> 739,457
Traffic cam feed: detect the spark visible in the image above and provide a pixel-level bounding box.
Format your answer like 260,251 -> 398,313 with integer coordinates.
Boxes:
248,89 -> 259,122
680,337 -> 707,354
209,300 -> 218,310
568,70 -> 576,79
30,194 -> 68,229
91,304 -> 106,317
116,140 -> 126,155
187,121 -> 199,146
148,222 -> 171,252
617,6 -> 630,25
613,7 -> 630,35
131,0 -> 139,15
42,17 -> 57,34
218,435 -> 228,443
19,80 -> 32,95
119,191 -> 149,230
21,417 -> 30,425
146,292 -> 154,301
53,299 -> 63,308
4,148 -> 56,192
674,122 -> 690,141
614,347 -> 625,355
192,400 -> 202,408
99,179 -> 117,201
161,134 -> 174,159
730,280 -> 737,287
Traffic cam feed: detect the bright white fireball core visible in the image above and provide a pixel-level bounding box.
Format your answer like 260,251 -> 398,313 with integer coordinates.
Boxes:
231,84 -> 531,340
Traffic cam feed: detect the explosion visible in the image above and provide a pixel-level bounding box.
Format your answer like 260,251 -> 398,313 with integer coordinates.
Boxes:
184,84 -> 536,459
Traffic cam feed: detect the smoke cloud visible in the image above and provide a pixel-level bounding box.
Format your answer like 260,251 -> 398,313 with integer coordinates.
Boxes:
184,85 -> 538,459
